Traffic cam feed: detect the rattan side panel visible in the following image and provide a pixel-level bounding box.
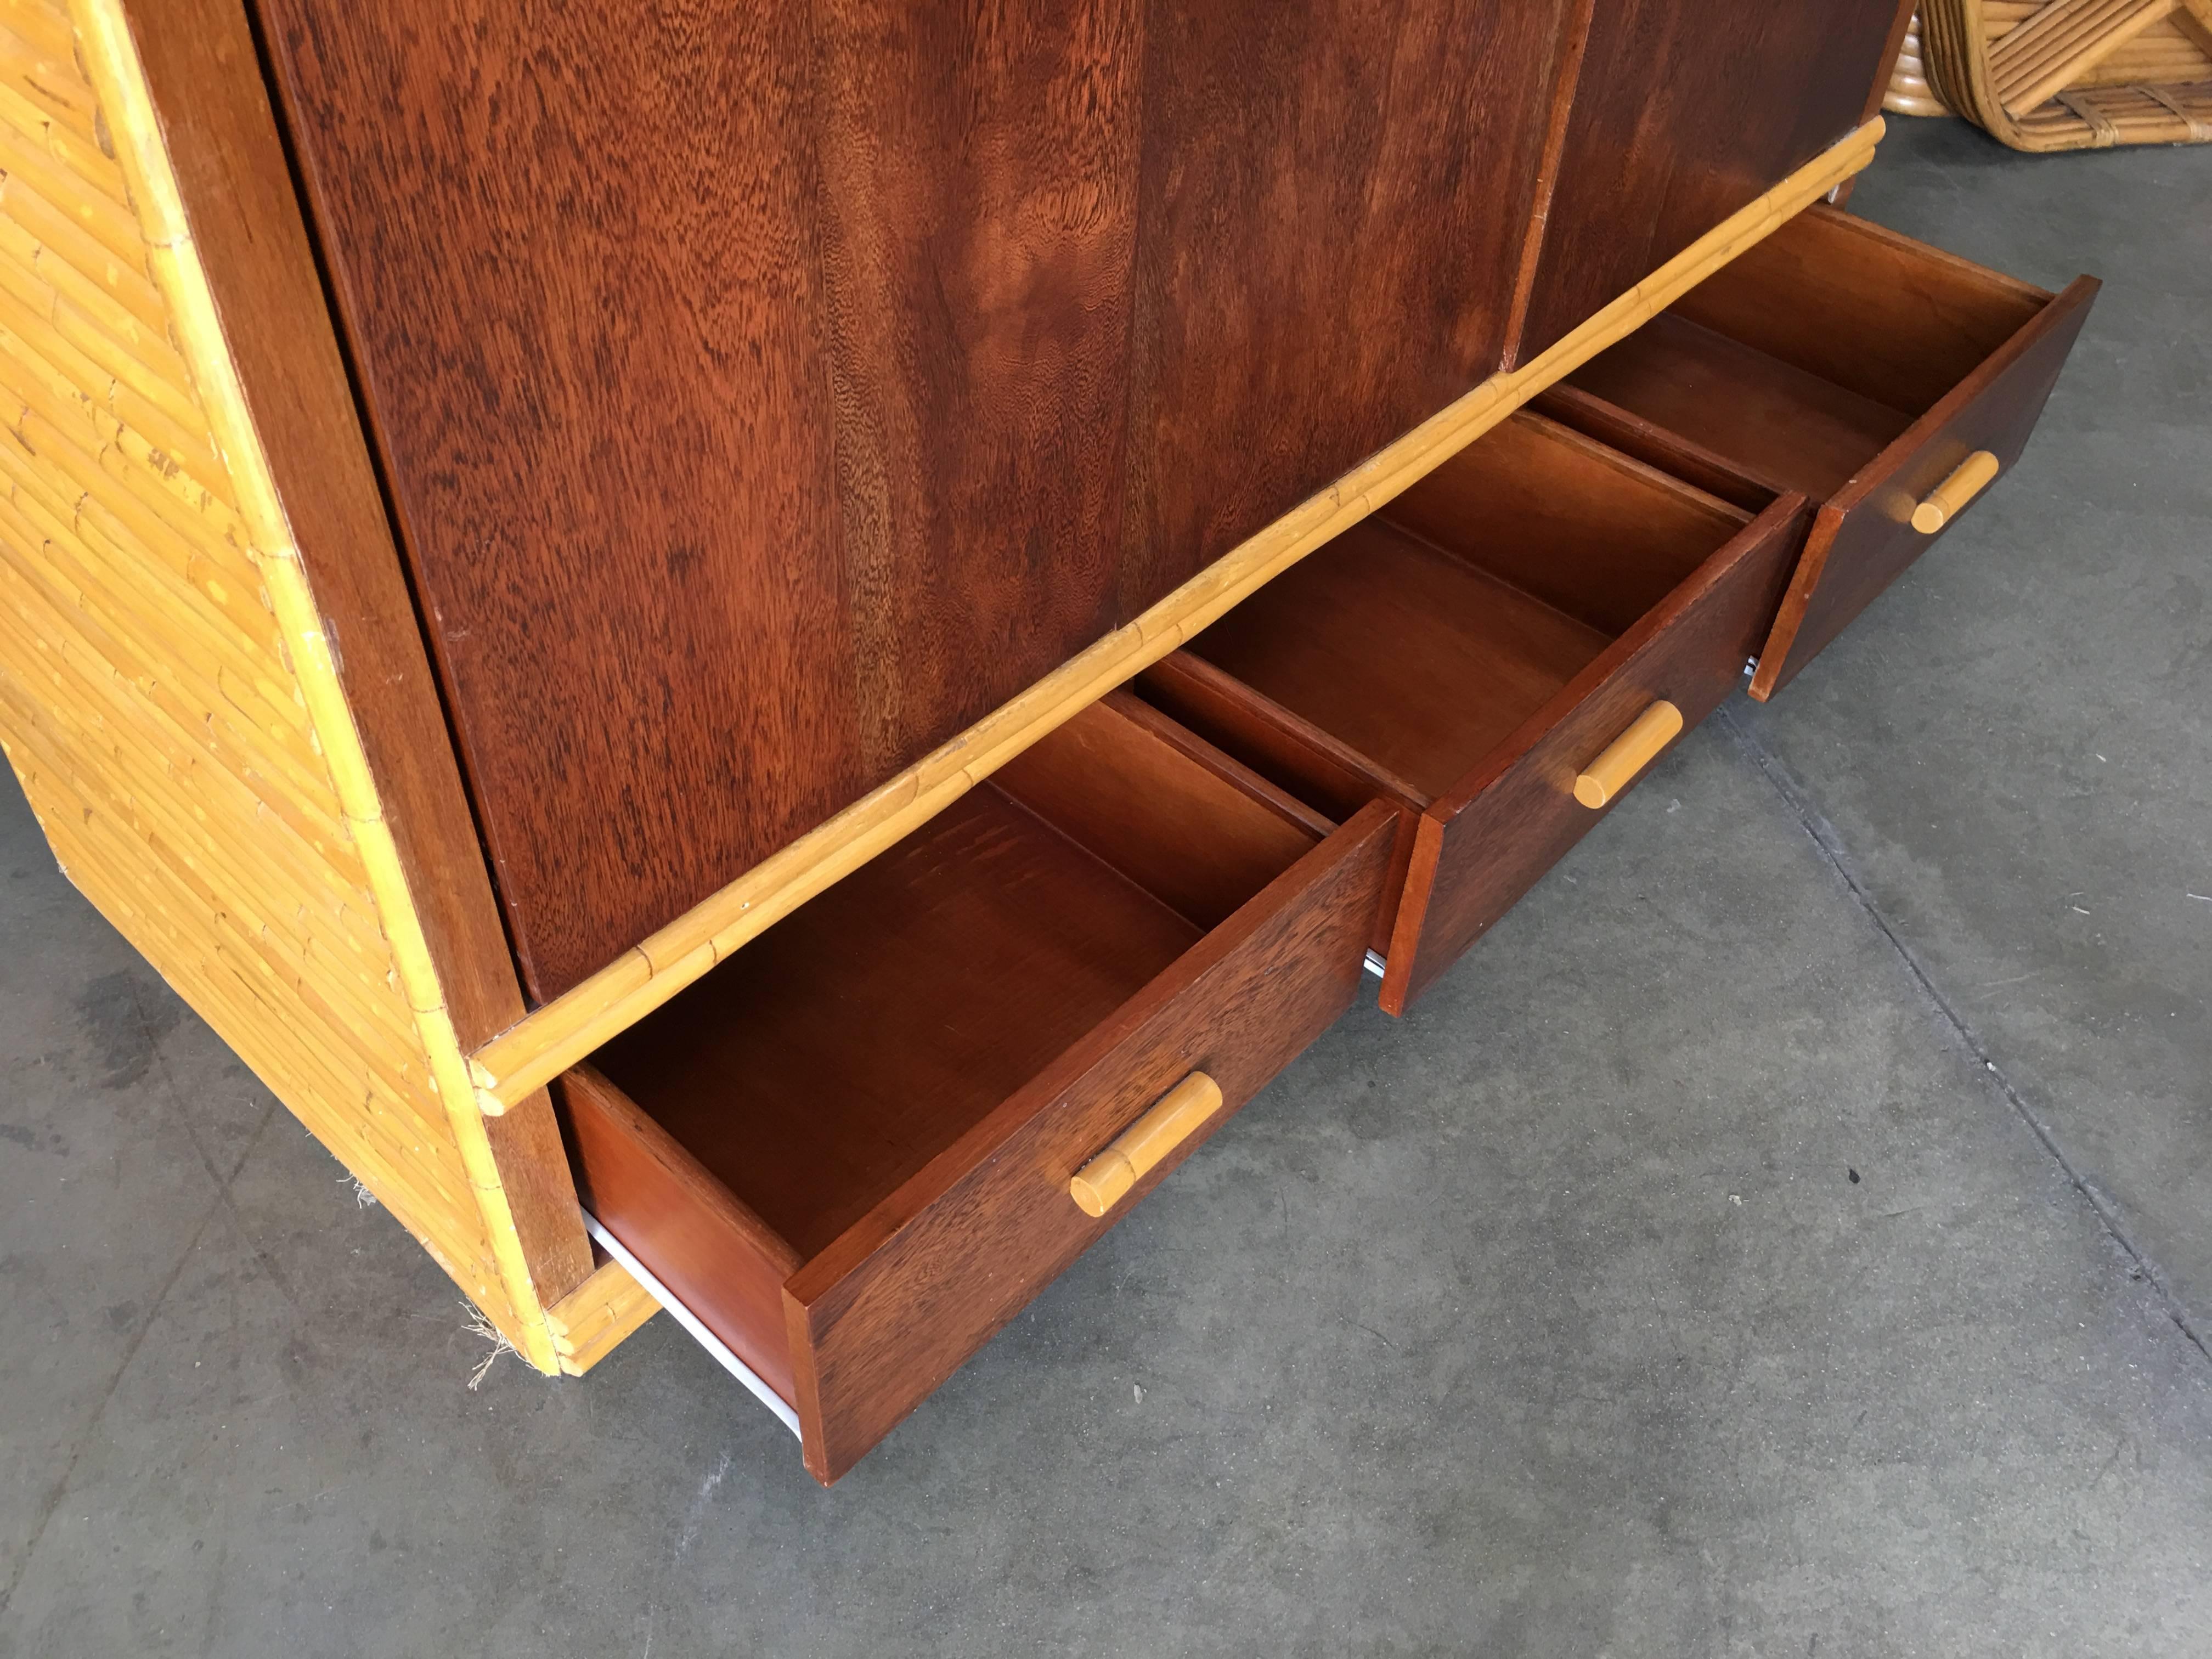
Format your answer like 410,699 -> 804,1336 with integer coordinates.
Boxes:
0,0 -> 554,1365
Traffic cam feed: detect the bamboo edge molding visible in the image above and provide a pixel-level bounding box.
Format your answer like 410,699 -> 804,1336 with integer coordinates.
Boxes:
468,116 -> 1887,1115
544,1257 -> 662,1376
68,0 -> 563,1374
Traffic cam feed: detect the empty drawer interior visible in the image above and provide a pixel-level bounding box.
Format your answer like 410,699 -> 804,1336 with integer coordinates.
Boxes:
559,692 -> 1336,1397
1164,411 -> 1754,813
1559,205 -> 2051,499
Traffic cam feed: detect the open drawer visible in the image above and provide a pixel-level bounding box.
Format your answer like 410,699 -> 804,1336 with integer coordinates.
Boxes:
557,693 -> 1396,1483
1137,411 -> 1808,1014
1538,205 -> 2097,700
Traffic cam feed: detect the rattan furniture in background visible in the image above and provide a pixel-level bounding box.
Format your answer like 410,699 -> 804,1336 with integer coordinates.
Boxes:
1887,10 -> 1959,114
1905,0 -> 2212,148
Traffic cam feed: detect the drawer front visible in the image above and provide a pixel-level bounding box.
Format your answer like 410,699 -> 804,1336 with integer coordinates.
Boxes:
783,802 -> 1397,1482
1750,275 -> 2097,699
1381,500 -> 1809,1014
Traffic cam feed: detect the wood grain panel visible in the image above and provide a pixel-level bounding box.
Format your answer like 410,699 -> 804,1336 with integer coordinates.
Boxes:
1566,313 -> 1918,501
255,0 -> 860,1002
465,115 -> 1887,1116
1751,277 -> 2097,699
1136,651 -> 1423,953
809,0 -> 1144,778
1119,0 -> 1572,607
1377,411 -> 1753,637
1139,652 -> 1420,830
1532,385 -> 1783,514
272,0 -> 1534,1006
259,0 -> 1881,1023
1519,0 -> 1903,359
1191,520 -> 1612,802
991,692 -> 1330,934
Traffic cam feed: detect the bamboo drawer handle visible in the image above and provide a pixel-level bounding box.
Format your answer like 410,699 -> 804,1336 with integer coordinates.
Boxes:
1573,700 -> 1683,809
1911,450 -> 2000,534
1069,1073 -> 1224,1218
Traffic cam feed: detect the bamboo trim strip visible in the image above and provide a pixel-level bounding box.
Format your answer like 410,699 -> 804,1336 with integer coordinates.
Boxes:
545,1257 -> 661,1376
469,116 -> 1886,1111
67,0 -> 562,1375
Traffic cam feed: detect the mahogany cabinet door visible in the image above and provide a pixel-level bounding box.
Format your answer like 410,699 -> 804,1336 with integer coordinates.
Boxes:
250,0 -> 1567,1002
1516,0 -> 1905,362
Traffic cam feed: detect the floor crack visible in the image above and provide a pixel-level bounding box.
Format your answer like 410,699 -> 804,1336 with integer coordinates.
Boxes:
1718,703 -> 2212,1368
2,978 -> 305,1617
0,1200 -> 221,1618
122,975 -> 298,1314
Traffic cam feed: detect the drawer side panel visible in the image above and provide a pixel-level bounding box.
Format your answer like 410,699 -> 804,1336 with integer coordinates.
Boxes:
561,1065 -> 802,1403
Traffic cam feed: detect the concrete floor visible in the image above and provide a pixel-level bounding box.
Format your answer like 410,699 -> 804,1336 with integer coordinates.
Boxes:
2,117 -> 2208,1657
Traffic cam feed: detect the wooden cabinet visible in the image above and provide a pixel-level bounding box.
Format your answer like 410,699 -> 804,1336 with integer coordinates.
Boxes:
0,0 -> 2094,1481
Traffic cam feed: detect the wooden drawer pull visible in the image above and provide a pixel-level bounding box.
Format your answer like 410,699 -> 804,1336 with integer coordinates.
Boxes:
1573,699 -> 1683,809
1911,450 -> 2000,534
1069,1073 -> 1224,1218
